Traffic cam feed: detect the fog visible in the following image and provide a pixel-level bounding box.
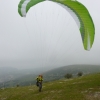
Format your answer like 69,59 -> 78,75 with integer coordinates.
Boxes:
0,0 -> 100,70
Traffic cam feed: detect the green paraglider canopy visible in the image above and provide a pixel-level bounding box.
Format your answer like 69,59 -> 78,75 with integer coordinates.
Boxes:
18,0 -> 95,51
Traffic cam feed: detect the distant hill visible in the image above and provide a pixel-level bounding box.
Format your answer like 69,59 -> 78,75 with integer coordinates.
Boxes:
0,72 -> 100,100
0,67 -> 39,83
0,66 -> 48,84
0,67 -> 20,83
0,64 -> 100,88
43,64 -> 100,82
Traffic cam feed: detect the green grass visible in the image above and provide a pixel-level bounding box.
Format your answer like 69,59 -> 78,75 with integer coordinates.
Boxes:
0,73 -> 100,100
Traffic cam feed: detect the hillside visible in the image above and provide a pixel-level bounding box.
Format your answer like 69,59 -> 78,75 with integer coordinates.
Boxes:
0,64 -> 100,88
0,73 -> 100,100
43,64 -> 100,81
0,67 -> 44,84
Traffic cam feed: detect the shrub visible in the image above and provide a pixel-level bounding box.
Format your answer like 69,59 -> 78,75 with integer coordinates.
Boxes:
64,73 -> 72,79
77,72 -> 83,77
16,84 -> 20,87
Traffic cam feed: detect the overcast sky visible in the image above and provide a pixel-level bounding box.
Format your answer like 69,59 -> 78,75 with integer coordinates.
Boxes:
0,0 -> 100,70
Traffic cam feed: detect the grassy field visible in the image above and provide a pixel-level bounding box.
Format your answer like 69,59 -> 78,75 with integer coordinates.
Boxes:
0,73 -> 100,100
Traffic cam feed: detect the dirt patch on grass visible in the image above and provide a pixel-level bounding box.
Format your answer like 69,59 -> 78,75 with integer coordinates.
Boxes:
85,92 -> 100,100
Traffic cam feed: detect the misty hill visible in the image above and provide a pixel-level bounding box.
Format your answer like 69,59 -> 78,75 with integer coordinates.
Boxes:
0,73 -> 100,100
0,67 -> 20,83
0,67 -> 42,83
0,67 -> 48,83
43,64 -> 100,81
0,64 -> 100,88
0,66 -> 49,87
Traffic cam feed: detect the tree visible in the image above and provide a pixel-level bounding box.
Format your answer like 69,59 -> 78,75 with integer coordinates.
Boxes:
77,72 -> 83,77
64,73 -> 72,79
16,84 -> 20,87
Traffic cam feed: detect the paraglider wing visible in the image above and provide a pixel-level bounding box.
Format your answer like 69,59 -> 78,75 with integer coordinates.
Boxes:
18,0 -> 45,17
51,0 -> 95,50
18,0 -> 95,50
